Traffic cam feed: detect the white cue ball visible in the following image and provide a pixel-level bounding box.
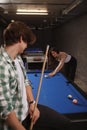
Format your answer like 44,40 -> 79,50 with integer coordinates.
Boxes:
67,94 -> 72,99
44,74 -> 48,78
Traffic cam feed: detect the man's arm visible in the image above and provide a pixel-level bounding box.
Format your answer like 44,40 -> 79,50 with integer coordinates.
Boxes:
26,86 -> 40,124
6,111 -> 26,130
0,63 -> 26,130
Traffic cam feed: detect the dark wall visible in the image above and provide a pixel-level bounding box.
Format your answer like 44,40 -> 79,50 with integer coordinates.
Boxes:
28,28 -> 55,52
54,14 -> 87,89
0,14 -> 87,90
28,14 -> 87,91
0,27 -> 4,46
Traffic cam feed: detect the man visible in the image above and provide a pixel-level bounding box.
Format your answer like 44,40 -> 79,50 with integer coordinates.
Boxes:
0,21 -> 70,130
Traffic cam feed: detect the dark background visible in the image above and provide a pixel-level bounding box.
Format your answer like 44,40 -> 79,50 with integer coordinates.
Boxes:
0,0 -> 87,94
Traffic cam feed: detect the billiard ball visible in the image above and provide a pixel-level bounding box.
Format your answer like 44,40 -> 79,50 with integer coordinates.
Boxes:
44,74 -> 48,78
72,99 -> 78,104
67,94 -> 73,99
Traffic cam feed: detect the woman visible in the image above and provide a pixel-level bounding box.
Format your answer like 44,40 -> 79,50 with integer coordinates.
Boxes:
48,47 -> 77,82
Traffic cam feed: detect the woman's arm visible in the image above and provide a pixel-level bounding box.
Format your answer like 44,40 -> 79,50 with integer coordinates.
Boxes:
48,52 -> 67,76
48,59 -> 65,76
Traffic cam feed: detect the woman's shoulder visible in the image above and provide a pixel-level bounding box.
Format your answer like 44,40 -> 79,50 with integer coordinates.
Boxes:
60,52 -> 67,57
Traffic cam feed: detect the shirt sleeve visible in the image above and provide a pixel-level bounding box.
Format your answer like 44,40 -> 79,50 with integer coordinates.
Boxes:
17,55 -> 32,87
0,65 -> 14,119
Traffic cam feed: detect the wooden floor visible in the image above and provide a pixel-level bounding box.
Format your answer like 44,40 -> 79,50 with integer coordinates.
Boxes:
75,77 -> 87,95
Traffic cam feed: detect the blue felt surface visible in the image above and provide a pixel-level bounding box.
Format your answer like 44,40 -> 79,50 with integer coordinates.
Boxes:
27,72 -> 87,114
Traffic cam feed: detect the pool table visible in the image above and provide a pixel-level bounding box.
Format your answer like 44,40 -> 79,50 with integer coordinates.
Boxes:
27,71 -> 87,127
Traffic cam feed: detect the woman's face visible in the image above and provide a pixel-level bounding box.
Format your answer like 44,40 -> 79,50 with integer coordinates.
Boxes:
51,51 -> 58,58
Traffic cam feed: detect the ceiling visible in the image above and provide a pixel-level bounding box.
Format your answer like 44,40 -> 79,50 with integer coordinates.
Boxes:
0,0 -> 87,29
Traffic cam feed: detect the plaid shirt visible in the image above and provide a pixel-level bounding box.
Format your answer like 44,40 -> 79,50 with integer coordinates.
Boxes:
0,48 -> 31,130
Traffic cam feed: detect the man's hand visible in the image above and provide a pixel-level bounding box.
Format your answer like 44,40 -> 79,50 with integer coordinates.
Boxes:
29,104 -> 40,124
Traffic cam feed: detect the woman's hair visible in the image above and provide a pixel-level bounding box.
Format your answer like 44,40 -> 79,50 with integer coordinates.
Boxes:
49,47 -> 59,59
48,47 -> 59,69
49,47 -> 59,54
3,21 -> 36,46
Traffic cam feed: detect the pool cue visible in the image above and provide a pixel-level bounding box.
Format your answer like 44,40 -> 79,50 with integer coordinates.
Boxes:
29,45 -> 49,130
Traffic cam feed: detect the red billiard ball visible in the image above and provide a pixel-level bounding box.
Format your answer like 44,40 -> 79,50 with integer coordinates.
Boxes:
72,99 -> 78,104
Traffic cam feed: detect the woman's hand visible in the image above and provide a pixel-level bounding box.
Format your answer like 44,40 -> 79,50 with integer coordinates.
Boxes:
48,71 -> 56,77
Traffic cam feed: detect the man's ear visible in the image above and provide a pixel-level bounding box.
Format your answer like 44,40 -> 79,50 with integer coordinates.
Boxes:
19,36 -> 23,43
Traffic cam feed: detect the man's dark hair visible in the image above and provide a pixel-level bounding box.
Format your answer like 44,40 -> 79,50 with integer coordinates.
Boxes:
3,21 -> 36,46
